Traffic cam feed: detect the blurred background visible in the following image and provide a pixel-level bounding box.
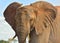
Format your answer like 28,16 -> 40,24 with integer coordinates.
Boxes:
0,0 -> 60,43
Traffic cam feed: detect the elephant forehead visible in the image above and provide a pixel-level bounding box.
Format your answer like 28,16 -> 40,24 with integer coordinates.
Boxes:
26,10 -> 36,19
24,6 -> 36,18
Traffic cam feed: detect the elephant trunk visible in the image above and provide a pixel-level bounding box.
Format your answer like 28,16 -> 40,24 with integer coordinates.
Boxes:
16,25 -> 27,43
15,6 -> 31,43
15,23 -> 29,43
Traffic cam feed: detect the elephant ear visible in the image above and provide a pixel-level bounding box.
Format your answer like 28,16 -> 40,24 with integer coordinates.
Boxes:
34,10 -> 46,35
34,6 -> 57,35
3,2 -> 22,27
31,1 -> 57,35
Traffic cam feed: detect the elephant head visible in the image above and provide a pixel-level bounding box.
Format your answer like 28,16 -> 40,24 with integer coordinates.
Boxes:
3,2 -> 22,31
3,1 -> 57,43
14,1 -> 57,42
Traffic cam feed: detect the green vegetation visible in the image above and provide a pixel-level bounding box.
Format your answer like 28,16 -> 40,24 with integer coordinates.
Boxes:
0,40 -> 9,43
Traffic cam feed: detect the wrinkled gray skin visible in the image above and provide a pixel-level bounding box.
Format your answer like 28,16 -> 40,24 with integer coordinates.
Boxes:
4,1 -> 57,43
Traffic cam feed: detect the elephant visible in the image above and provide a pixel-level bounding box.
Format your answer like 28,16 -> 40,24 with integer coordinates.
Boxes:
3,1 -> 57,43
